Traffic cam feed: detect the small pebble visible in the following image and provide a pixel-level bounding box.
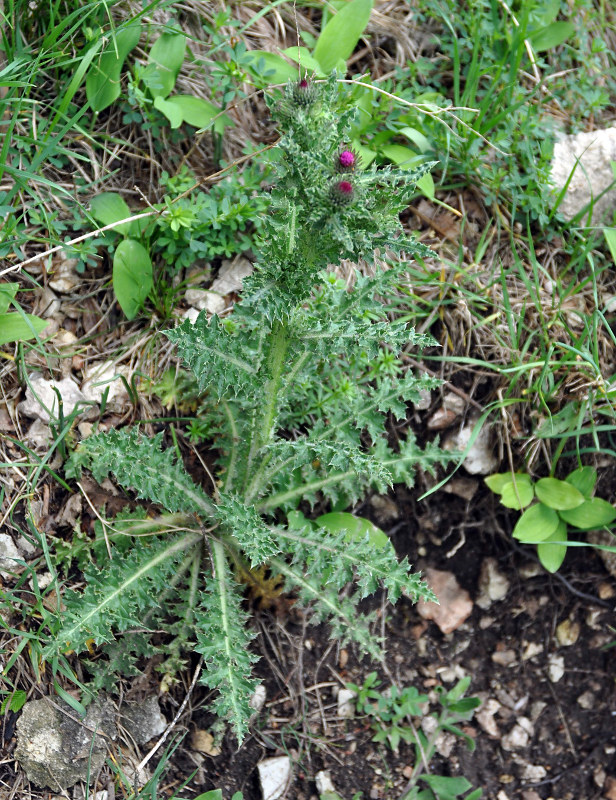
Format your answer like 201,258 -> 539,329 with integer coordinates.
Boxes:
547,653 -> 565,683
556,618 -> 580,647
577,691 -> 595,710
492,649 -> 516,666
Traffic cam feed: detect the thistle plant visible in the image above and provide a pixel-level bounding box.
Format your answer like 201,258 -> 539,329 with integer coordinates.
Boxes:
49,76 -> 451,741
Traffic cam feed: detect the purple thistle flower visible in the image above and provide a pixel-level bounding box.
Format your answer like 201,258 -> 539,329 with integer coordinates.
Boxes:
291,76 -> 317,107
335,147 -> 360,173
330,179 -> 355,206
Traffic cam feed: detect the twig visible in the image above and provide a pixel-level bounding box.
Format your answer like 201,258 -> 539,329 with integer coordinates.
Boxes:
135,657 -> 203,774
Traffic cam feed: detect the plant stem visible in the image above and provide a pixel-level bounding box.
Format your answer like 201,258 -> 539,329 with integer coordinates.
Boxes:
243,320 -> 289,500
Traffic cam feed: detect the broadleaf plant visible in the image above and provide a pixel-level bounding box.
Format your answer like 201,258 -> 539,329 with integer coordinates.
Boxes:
486,466 -> 616,573
50,76 -> 451,741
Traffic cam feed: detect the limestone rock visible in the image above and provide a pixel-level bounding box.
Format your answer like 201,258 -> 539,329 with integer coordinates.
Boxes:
444,421 -> 499,475
48,252 -> 80,294
15,697 -> 116,789
210,257 -> 253,296
81,361 -> 131,407
184,288 -> 225,315
257,755 -> 292,800
550,127 -> 616,224
0,533 -> 22,578
121,697 -> 166,745
336,688 -> 356,719
18,373 -> 86,423
477,557 -> 510,609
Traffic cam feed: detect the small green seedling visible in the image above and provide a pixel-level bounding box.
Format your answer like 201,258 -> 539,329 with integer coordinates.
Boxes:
346,675 -> 482,800
486,467 -> 616,572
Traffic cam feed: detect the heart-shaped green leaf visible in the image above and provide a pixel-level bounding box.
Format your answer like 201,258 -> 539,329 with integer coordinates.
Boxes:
143,26 -> 186,98
537,519 -> 568,573
90,192 -> 133,236
559,497 -> 616,529
535,477 -> 584,510
500,475 -> 534,510
86,23 -> 141,113
315,512 -> 389,548
565,466 -> 596,499
113,238 -> 153,319
512,503 -> 559,543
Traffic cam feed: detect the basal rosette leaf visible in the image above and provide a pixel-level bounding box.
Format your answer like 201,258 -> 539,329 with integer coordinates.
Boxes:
45,533 -> 199,658
66,428 -> 214,517
196,542 -> 260,742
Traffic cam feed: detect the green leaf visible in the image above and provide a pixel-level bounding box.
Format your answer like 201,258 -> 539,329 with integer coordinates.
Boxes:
90,192 -> 133,236
113,238 -> 153,319
351,138 -> 377,167
143,25 -> 186,98
165,95 -> 233,133
86,23 -> 141,113
313,0 -> 374,73
485,472 -> 525,495
242,50 -> 299,82
529,21 -> 575,51
1,689 -> 26,714
194,791 -> 223,800
500,475 -> 534,510
537,519 -> 568,573
535,477 -> 584,510
281,46 -> 327,77
0,312 -> 47,345
153,94 -> 184,128
418,774 -> 473,800
380,144 -> 423,169
512,503 -> 560,543
565,466 -> 597,499
559,497 -> 616,529
0,283 -> 18,314
416,172 -> 435,199
604,228 -> 616,264
315,512 -> 389,547
399,126 -> 431,153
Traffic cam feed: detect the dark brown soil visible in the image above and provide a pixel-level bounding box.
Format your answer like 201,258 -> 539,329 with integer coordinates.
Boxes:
153,481 -> 616,800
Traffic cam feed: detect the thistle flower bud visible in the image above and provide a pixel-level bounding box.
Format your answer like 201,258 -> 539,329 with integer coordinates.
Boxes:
336,148 -> 359,173
330,179 -> 355,206
291,77 -> 318,107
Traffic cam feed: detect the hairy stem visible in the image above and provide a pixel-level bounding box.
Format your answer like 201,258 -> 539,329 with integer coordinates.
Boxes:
244,320 -> 289,500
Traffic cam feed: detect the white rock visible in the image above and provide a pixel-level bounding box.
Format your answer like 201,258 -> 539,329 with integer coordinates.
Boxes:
521,641 -> 543,661
337,688 -> 356,719
48,253 -> 80,293
94,792 -> 109,800
182,307 -> 200,324
443,392 -> 466,415
37,287 -> 61,318
210,257 -> 253,295
24,418 -> 52,449
250,684 -> 267,713
315,771 -> 336,794
184,288 -> 225,315
477,557 -> 510,609
547,653 -> 565,683
19,373 -> 86,423
16,535 -> 37,555
501,723 -> 530,751
0,534 -> 22,578
550,127 -> 616,224
476,698 -> 501,738
577,690 -> 595,709
81,361 -> 130,406
518,763 -> 546,782
257,755 -> 292,800
444,421 -> 498,475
